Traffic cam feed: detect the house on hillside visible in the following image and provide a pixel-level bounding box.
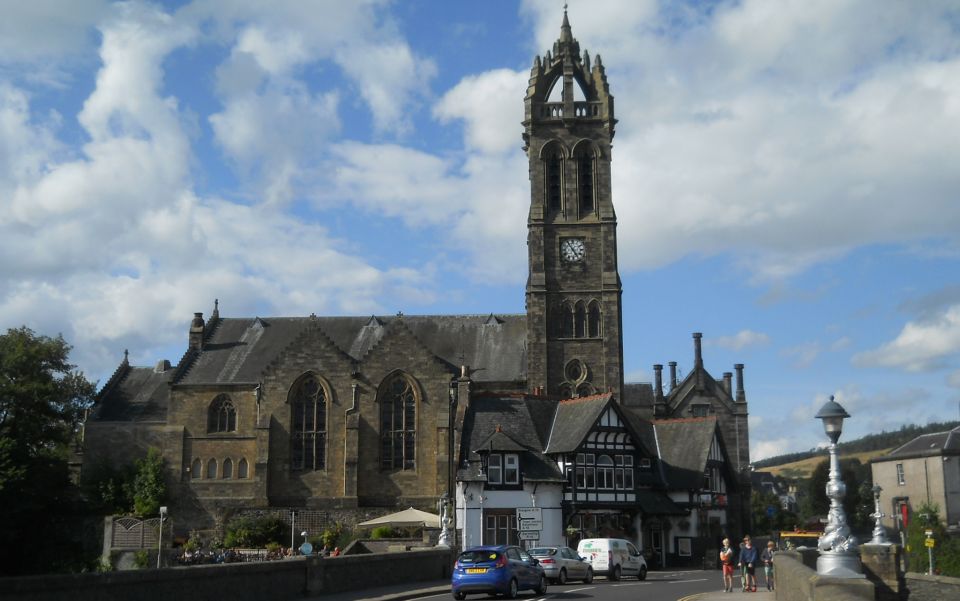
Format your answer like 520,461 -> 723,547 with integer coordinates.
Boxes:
871,425 -> 960,533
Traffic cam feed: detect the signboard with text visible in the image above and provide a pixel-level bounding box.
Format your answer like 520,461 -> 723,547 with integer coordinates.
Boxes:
519,531 -> 540,541
519,518 -> 542,531
517,507 -> 542,521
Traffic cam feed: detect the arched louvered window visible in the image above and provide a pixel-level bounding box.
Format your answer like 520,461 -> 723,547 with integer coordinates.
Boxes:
379,373 -> 417,470
291,374 -> 327,471
546,151 -> 563,211
238,458 -> 249,479
223,457 -> 233,479
191,458 -> 202,479
575,302 -> 587,338
206,458 -> 217,479
208,394 -> 237,433
588,301 -> 601,338
577,152 -> 594,214
560,301 -> 574,337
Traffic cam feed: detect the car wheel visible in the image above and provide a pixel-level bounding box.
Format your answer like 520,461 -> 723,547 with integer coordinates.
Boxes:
584,568 -> 593,584
611,565 -> 621,581
535,575 -> 548,595
453,592 -> 466,600
638,565 -> 647,581
558,568 -> 567,585
505,578 -> 518,599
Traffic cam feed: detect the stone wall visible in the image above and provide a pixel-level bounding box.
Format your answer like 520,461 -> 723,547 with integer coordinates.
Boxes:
903,571 -> 960,601
1,548 -> 454,601
773,551 -> 874,601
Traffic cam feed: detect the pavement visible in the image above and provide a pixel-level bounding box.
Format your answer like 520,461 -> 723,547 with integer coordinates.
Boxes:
679,589 -> 776,601
304,579 -> 778,601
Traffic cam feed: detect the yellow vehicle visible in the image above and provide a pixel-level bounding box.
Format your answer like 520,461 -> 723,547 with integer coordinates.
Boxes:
776,530 -> 821,551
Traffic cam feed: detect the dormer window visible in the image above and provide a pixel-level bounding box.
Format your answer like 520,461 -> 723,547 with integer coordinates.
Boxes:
487,453 -> 520,486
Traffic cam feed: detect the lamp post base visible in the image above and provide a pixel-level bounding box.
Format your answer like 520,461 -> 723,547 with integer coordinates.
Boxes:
817,551 -> 865,578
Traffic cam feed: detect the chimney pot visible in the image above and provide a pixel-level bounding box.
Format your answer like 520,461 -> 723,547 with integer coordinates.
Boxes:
734,363 -> 746,403
669,361 -> 678,389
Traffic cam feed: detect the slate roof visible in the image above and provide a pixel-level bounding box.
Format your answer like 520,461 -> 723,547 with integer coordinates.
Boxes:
457,394 -> 564,484
655,417 -> 719,489
875,426 -> 960,461
543,393 -> 614,453
93,366 -> 171,422
622,382 -> 655,412
172,313 -> 526,386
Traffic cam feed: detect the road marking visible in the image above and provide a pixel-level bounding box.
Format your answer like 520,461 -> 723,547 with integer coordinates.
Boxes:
669,578 -> 709,584
562,586 -> 595,593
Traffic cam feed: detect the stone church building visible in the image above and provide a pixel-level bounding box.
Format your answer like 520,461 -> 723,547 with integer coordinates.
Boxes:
81,12 -> 752,554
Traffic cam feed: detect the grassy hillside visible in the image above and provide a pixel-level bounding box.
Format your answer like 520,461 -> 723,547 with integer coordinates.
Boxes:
757,448 -> 893,480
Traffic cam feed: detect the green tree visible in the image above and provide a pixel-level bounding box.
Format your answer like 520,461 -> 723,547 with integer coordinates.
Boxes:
904,502 -> 960,577
132,447 -> 167,517
801,457 -> 867,533
0,327 -> 96,575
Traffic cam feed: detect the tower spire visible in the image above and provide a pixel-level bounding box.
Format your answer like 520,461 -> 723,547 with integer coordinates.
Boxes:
560,4 -> 572,43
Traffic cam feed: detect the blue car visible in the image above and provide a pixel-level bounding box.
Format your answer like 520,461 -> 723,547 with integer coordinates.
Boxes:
452,545 -> 548,599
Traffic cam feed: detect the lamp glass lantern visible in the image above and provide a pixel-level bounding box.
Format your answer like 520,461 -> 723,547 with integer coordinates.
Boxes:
815,397 -> 850,444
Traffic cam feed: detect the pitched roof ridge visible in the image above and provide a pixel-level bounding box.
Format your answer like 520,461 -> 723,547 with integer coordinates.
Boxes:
559,392 -> 612,404
170,347 -> 200,384
96,350 -> 131,402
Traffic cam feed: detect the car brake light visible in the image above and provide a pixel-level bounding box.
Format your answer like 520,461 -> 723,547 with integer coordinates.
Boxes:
540,558 -> 555,564
495,554 -> 508,569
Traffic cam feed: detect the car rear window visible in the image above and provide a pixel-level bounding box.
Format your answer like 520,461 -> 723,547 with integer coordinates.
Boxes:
458,550 -> 500,564
528,548 -> 556,556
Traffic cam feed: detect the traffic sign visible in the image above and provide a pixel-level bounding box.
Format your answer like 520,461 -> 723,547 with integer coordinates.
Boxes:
519,518 -> 542,531
925,539 -> 935,548
517,507 -> 542,521
519,531 -> 540,541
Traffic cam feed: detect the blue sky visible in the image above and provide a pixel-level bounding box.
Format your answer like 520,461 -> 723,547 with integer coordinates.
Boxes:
1,0 -> 959,460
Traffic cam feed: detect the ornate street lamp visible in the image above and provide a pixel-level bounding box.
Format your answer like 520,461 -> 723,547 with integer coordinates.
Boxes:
157,506 -> 168,569
869,484 -> 891,545
814,397 -> 864,577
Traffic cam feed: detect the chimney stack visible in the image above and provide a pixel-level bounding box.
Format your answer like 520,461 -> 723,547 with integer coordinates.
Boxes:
669,361 -> 678,389
693,333 -> 704,389
189,312 -> 205,350
653,364 -> 665,417
722,372 -> 733,395
735,363 -> 746,402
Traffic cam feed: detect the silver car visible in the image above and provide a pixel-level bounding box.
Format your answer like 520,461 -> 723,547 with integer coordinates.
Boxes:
527,546 -> 593,584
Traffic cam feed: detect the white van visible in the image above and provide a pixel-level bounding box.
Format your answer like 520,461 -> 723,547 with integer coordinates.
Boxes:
576,538 -> 647,581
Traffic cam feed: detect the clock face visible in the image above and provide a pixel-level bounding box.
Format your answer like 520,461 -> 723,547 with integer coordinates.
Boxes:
561,238 -> 586,263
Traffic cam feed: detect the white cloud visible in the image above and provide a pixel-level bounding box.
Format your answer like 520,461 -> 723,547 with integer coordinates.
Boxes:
708,329 -> 770,351
753,438 -> 791,462
781,342 -> 821,369
434,69 -> 528,155
853,304 -> 960,372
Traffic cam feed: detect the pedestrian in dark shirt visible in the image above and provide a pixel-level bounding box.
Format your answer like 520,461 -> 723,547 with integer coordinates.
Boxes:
738,535 -> 759,592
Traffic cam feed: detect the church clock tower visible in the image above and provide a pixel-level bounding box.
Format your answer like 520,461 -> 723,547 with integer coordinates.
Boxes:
524,11 -> 623,399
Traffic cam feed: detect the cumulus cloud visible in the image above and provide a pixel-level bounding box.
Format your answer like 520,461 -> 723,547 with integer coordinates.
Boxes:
707,329 -> 770,351
781,342 -> 821,369
853,304 -> 960,372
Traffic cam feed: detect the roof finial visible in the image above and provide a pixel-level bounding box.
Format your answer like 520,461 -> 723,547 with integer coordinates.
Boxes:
123,349 -> 129,364
560,3 -> 572,42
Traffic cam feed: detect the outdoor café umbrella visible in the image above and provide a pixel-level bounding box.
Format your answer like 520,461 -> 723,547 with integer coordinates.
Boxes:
357,507 -> 441,528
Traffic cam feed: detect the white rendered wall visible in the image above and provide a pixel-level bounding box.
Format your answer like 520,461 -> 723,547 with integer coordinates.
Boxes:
456,482 -> 564,548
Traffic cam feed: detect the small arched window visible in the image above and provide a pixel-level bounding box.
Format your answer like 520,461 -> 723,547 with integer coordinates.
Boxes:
291,374 -> 327,471
577,152 -> 594,214
238,458 -> 249,479
191,458 -> 202,479
223,457 -> 233,479
206,458 -> 217,479
560,301 -> 574,337
588,301 -> 601,338
574,302 -> 586,338
208,394 -> 237,433
546,151 -> 563,211
379,373 -> 417,470
596,454 -> 614,489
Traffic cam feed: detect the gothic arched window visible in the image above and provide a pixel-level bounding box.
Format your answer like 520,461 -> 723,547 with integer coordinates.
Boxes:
560,301 -> 574,337
208,394 -> 237,433
238,458 -> 249,479
191,458 -> 202,479
379,373 -> 417,470
290,374 -> 327,471
206,458 -> 217,479
577,152 -> 594,214
546,151 -> 563,211
588,301 -> 602,338
222,457 -> 233,479
575,302 -> 587,338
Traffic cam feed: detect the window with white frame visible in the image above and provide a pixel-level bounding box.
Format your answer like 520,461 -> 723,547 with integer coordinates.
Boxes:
896,463 -> 905,486
488,454 -> 503,484
504,454 -> 519,484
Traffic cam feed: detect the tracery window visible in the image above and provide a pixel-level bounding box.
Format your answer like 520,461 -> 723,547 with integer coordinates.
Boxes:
208,394 -> 237,433
379,373 -> 417,470
546,151 -> 563,211
577,152 -> 594,213
291,374 -> 327,471
588,301 -> 601,338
